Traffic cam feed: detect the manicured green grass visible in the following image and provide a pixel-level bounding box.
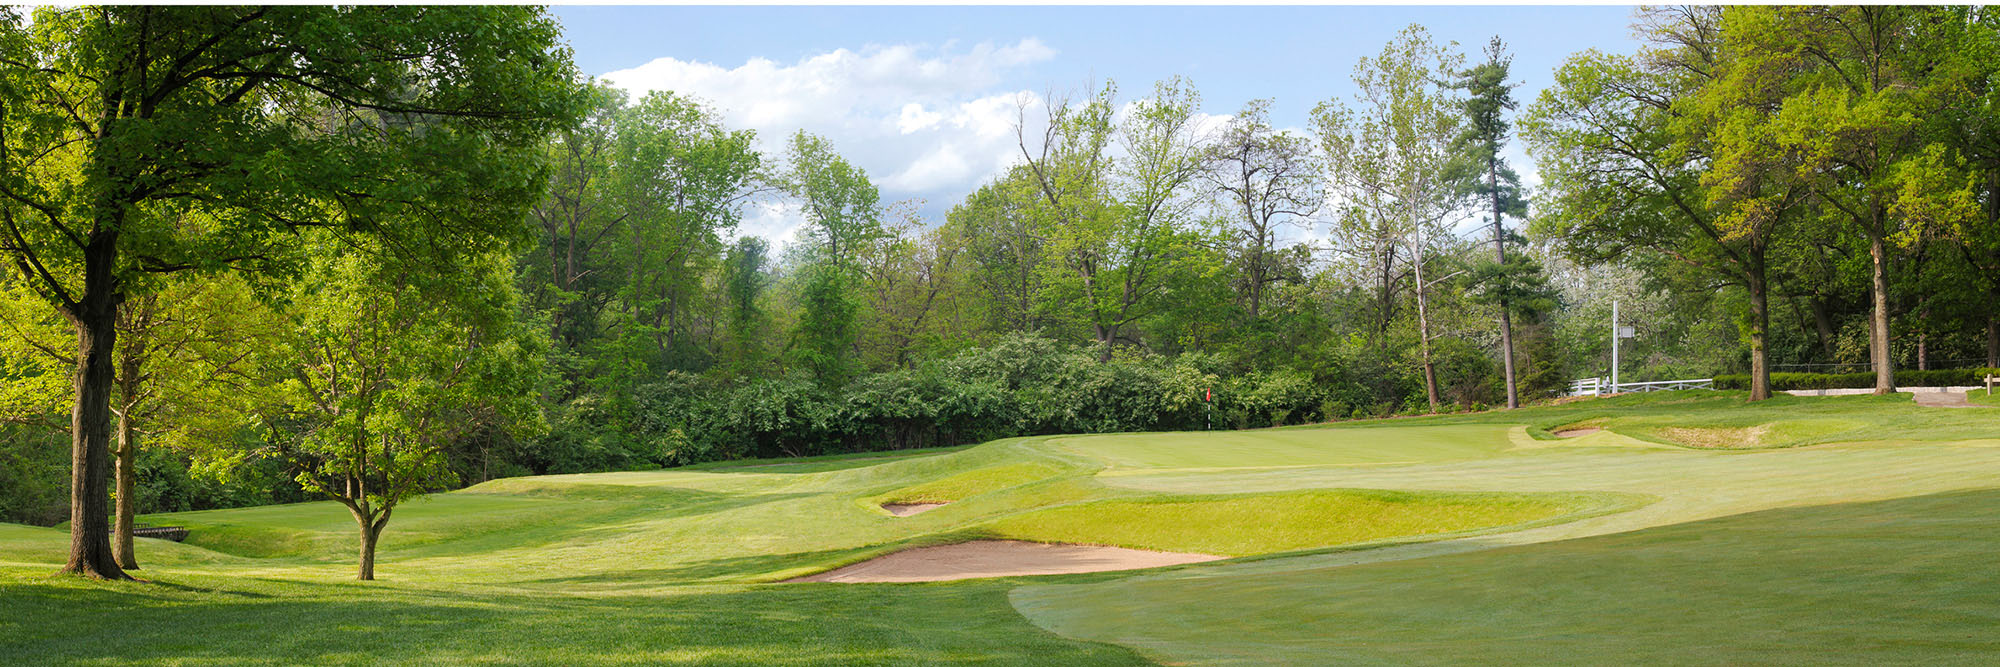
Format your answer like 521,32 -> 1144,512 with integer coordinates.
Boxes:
1014,489 -> 2000,665
1057,423 -> 1516,469
878,462 -> 1066,504
0,569 -> 1147,665
982,489 -> 1599,557
6,390 -> 2000,664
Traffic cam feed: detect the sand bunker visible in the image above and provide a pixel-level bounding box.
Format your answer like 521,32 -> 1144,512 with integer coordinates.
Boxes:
788,540 -> 1223,583
881,502 -> 946,516
1912,392 -> 1991,408
1553,427 -> 1602,438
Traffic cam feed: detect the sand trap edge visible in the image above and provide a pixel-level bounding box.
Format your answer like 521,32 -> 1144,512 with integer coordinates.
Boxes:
786,540 -> 1224,583
881,502 -> 947,516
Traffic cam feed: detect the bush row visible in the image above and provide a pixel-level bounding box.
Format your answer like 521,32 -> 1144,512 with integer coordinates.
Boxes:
523,334 -> 1496,471
1715,368 -> 2000,391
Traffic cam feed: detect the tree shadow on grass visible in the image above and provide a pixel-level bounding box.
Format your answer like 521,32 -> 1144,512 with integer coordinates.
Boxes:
515,543 -> 892,587
2,574 -> 1148,665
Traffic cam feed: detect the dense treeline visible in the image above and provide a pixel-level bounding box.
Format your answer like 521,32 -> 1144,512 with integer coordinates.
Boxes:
4,6 -> 2000,578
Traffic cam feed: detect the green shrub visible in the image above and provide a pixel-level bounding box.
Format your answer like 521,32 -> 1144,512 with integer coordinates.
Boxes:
1715,368 -> 2000,391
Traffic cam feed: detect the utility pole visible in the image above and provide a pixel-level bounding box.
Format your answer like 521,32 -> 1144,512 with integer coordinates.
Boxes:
1610,299 -> 1620,394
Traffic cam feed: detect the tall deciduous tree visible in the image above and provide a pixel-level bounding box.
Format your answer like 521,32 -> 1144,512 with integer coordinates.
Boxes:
526,84 -> 627,392
1525,6 -> 1801,402
107,276 -> 271,570
784,131 -> 881,271
783,131 -> 880,384
721,236 -> 772,375
0,6 -> 578,579
1208,99 -> 1322,320
1730,6 -> 1979,394
946,167 -> 1046,336
612,92 -> 761,370
1019,79 -> 1213,360
1016,84 -> 1119,354
1313,25 -> 1469,411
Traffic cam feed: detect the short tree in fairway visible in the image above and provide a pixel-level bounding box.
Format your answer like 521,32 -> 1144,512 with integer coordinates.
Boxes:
277,236 -> 544,581
0,6 -> 578,578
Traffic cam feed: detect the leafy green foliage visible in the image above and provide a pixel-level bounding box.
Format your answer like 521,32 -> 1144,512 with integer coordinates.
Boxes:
1715,368 -> 2000,391
271,235 -> 546,577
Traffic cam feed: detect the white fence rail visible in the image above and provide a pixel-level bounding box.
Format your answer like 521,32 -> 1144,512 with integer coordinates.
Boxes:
1567,377 -> 1715,397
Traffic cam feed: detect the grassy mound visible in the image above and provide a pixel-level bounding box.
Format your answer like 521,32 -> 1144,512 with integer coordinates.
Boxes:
983,489 -> 1591,557
877,462 -> 1066,504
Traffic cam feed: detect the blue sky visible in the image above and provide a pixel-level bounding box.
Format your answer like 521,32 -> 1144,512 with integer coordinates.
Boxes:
550,5 -> 1645,244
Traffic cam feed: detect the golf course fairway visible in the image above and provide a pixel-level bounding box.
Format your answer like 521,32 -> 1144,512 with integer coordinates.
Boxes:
4,391 -> 1999,664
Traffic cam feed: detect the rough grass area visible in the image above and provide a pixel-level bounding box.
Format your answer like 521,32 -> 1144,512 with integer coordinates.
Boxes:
6,390 -> 2000,664
983,490 -> 1591,557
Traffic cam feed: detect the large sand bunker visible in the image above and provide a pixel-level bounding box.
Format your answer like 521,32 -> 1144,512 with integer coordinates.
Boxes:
788,540 -> 1223,583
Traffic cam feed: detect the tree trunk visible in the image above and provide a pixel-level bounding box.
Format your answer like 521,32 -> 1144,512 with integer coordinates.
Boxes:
1988,315 -> 1998,369
1493,199 -> 1517,410
113,316 -> 147,571
1412,239 -> 1440,412
1747,270 -> 1771,402
113,409 -> 138,570
1916,301 -> 1929,372
61,232 -> 128,580
1867,233 -> 1895,394
356,513 -> 383,581
1808,296 -> 1839,362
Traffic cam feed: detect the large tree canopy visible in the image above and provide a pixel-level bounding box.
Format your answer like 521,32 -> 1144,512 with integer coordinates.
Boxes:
0,6 -> 581,578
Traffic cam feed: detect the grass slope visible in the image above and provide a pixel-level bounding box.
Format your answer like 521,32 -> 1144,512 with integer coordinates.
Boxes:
1014,489 -> 2000,665
983,490 -> 1593,557
4,390 -> 2000,664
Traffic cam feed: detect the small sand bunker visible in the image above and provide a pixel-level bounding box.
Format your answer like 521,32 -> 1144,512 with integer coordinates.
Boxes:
881,502 -> 946,516
788,540 -> 1223,583
1553,427 -> 1602,438
1912,391 -> 1990,409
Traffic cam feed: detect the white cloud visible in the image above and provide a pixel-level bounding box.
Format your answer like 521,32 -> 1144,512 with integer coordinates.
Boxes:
739,200 -> 807,249
601,40 -> 1058,246
896,103 -> 942,134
